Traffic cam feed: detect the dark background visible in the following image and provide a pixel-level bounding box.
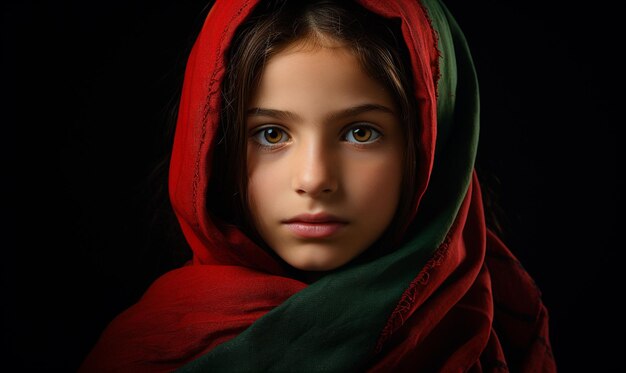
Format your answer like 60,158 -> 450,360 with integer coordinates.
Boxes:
3,0 -> 621,371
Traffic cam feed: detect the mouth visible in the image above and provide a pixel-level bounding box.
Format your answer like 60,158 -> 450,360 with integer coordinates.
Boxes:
281,213 -> 348,239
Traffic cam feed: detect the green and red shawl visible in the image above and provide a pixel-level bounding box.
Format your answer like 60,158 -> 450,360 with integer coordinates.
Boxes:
79,0 -> 556,371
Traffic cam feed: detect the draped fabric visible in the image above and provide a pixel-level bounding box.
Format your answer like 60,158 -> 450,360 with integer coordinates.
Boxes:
78,0 -> 556,372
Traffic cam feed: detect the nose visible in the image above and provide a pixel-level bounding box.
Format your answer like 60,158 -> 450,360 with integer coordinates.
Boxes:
292,140 -> 338,197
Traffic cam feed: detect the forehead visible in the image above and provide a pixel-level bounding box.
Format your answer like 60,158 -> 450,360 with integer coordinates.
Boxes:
250,45 -> 395,113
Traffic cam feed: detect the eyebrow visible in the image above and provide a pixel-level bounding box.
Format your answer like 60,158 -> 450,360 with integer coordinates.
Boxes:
246,103 -> 395,122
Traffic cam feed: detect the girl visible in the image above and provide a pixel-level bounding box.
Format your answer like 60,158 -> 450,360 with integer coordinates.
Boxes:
79,0 -> 556,371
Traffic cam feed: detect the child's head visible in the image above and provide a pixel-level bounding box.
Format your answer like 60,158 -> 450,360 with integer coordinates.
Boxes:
209,0 -> 420,272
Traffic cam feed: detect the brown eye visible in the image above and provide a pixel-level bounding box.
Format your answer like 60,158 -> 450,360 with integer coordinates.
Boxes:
345,125 -> 381,144
351,128 -> 372,142
263,128 -> 283,143
252,126 -> 289,147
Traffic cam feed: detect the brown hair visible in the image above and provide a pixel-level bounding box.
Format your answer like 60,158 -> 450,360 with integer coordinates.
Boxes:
208,0 -> 419,253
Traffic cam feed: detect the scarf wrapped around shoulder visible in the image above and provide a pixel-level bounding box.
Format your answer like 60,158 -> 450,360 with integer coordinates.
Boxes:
78,0 -> 556,371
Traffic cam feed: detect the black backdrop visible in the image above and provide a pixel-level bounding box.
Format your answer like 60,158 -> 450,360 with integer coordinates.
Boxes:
4,0 -> 621,371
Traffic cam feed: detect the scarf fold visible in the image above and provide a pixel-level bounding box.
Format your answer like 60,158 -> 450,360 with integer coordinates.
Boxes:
78,0 -> 555,372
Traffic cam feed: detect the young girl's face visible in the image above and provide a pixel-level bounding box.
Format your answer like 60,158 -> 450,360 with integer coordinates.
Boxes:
246,41 -> 404,272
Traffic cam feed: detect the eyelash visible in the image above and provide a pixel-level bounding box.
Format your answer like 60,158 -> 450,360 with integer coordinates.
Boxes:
344,125 -> 382,145
250,123 -> 383,150
250,126 -> 290,150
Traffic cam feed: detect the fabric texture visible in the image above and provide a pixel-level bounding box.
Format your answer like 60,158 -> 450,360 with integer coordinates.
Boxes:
78,0 -> 556,372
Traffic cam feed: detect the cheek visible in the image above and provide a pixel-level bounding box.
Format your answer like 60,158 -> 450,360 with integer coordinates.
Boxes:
247,151 -> 287,218
345,152 -> 403,214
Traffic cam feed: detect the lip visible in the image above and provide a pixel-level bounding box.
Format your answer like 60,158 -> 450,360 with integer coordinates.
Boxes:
282,213 -> 348,239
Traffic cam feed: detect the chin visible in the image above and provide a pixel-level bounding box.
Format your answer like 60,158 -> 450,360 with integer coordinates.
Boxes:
283,250 -> 351,272
290,262 -> 339,272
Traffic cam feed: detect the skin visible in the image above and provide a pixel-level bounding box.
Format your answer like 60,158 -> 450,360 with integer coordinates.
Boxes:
246,41 -> 404,272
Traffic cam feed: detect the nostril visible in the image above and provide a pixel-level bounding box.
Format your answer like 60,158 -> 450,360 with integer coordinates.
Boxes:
295,185 -> 335,197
